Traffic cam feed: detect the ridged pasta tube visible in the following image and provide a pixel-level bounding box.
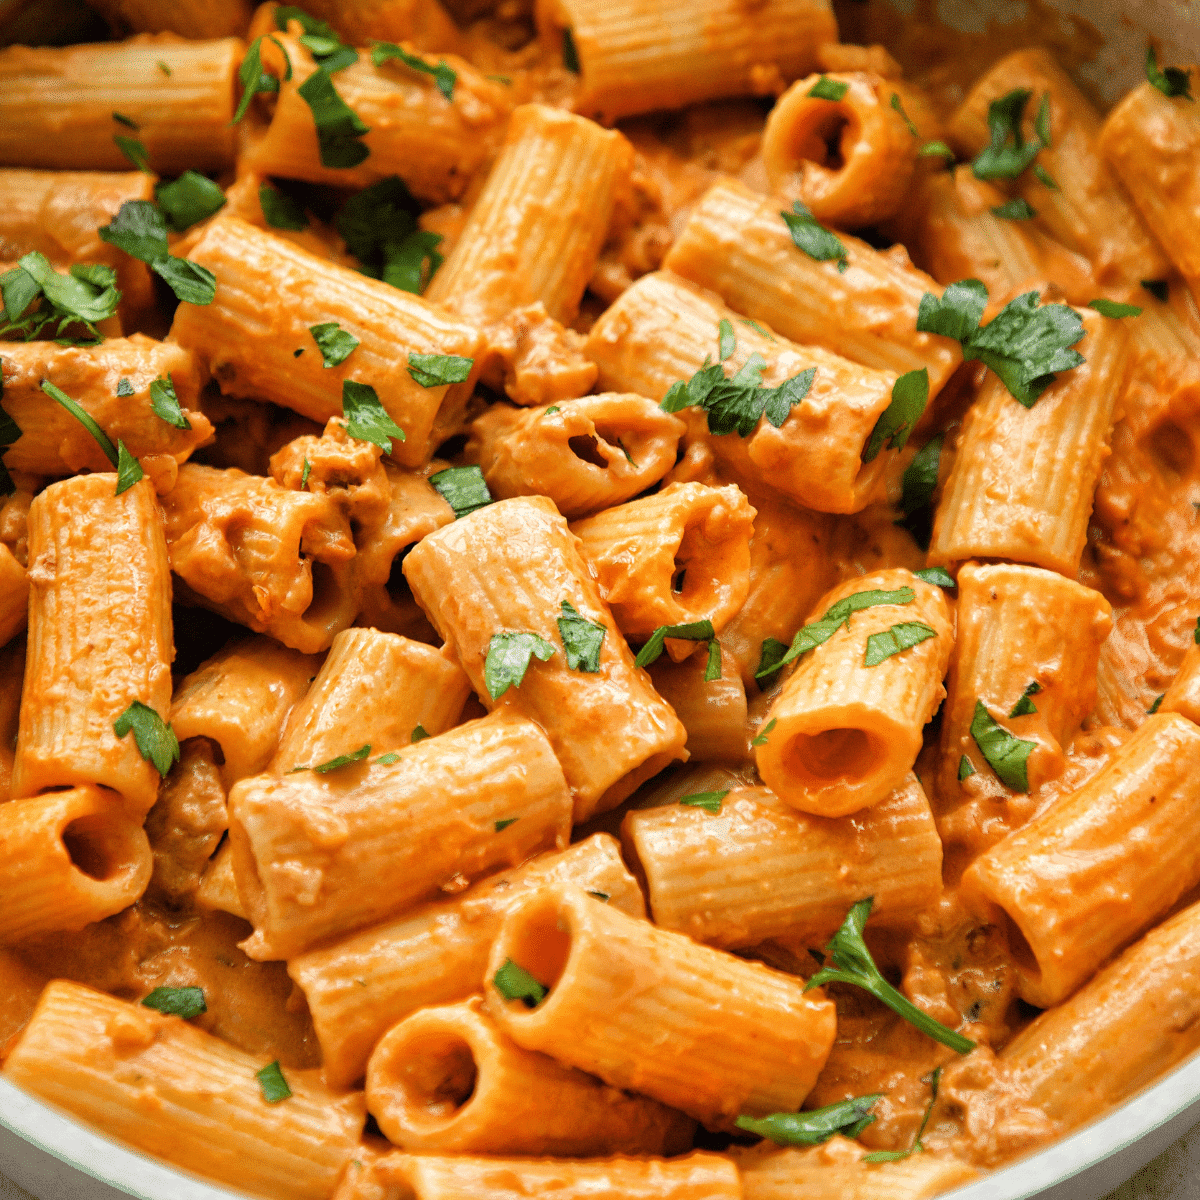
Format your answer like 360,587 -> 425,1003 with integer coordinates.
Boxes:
229,711 -> 573,960
929,307 -> 1129,577
762,72 -> 917,228
584,270 -> 896,514
469,395 -> 685,520
426,104 -> 633,328
648,652 -> 748,763
0,39 -> 242,173
289,834 -> 644,1089
403,496 -> 687,821
271,629 -> 470,772
572,482 -> 755,646
171,217 -> 484,467
13,475 -> 172,816
366,997 -> 693,1156
0,336 -> 211,476
0,787 -> 151,943
623,776 -> 941,949
2,982 -> 365,1200
0,546 -> 27,649
533,0 -> 836,122
663,179 -> 962,393
964,712 -> 1200,1007
1161,641 -> 1200,727
485,884 -> 836,1125
755,568 -> 954,817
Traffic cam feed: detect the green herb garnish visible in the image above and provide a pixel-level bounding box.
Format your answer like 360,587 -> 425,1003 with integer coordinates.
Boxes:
407,352 -> 473,387
781,201 -> 848,270
141,987 -> 206,1019
371,41 -> 455,101
1008,681 -> 1042,717
430,465 -> 492,518
809,76 -> 849,101
155,172 -> 225,232
149,374 -> 190,429
680,790 -> 728,813
114,701 -> 180,776
970,700 -> 1036,791
862,368 -> 928,462
492,958 -> 547,1007
863,621 -> 937,666
256,1061 -> 292,1103
484,632 -> 556,699
1146,45 -> 1193,100
735,1094 -> 881,1146
342,380 -> 405,453
309,321 -> 359,367
557,601 -> 606,672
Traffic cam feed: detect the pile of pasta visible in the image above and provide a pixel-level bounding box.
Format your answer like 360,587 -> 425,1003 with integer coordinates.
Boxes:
3,1 -> 1200,1198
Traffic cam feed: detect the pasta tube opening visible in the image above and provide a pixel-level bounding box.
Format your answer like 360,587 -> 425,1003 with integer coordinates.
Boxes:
62,808 -> 143,884
376,1026 -> 479,1130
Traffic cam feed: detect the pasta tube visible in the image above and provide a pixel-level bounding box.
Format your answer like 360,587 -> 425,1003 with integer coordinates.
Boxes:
584,270 -> 897,514
289,834 -> 644,1089
762,72 -> 917,228
1161,641 -> 1200,726
1002,898 -> 1200,1131
334,1149 -> 741,1200
244,35 -> 511,201
403,496 -> 687,821
755,568 -> 953,817
939,563 -> 1112,804
171,217 -> 484,467
2,982 -> 365,1200
0,39 -> 241,173
929,307 -> 1129,577
13,475 -> 172,816
0,545 -> 27,650
271,629 -> 470,772
272,0 -> 460,51
469,394 -> 686,520
86,0 -> 252,37
195,841 -> 246,920
161,463 -> 359,655
485,884 -> 837,1125
571,482 -> 755,645
426,104 -> 633,328
623,776 -> 941,949
648,652 -> 748,763
662,180 -> 962,392
228,711 -> 573,960
0,787 -> 151,943
963,713 -> 1200,1007
0,336 -> 211,476
170,636 -> 321,789
366,997 -> 693,1155
0,642 -> 23,802
533,0 -> 836,122
946,48 -> 1171,286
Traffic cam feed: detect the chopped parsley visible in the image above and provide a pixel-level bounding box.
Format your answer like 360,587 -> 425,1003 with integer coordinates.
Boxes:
156,60 -> 171,76
752,718 -> 777,746
116,378 -> 134,397
971,88 -> 1051,182
756,638 -> 789,687
755,587 -> 915,678
561,26 -> 580,73
780,201 -> 849,270
495,817 -> 519,832
335,177 -> 444,293
407,352 -> 473,387
41,380 -> 143,494
1148,694 -> 1165,715
112,112 -> 139,130
430,465 -> 493,518
233,35 -> 292,123
680,790 -> 728,813
309,321 -> 359,367
557,601 -> 606,672
735,1094 -> 881,1146
371,41 -> 456,102
1,252 -> 120,343
492,958 -> 547,1007
1146,45 -> 1192,100
291,744 -> 371,774
484,631 -> 556,699
633,620 -> 717,671
298,68 -> 370,169
717,317 -> 736,362
342,380 -> 404,453
917,278 -> 1085,407
155,172 -> 226,232
958,755 -> 976,781
891,92 -> 919,136
113,701 -> 180,776
862,1069 -> 941,1162
375,751 -> 400,765
149,374 -> 190,429
98,200 -> 216,305
114,135 -> 152,174
141,987 -> 206,1019
970,700 -> 1036,792
1088,298 -> 1142,319
300,457 -> 311,489
913,565 -> 956,588
411,724 -> 430,742
259,183 -> 309,230
991,198 -> 1036,220
862,368 -> 928,462
1008,681 -> 1042,717
809,76 -> 849,101
863,621 -> 937,666
807,898 -> 975,1053
919,140 -> 955,160
587,890 -> 609,901
896,434 -> 943,550
256,1061 -> 292,1103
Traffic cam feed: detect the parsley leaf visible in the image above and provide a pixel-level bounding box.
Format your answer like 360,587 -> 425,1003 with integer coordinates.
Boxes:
156,59 -> 171,76
115,441 -> 143,494
807,898 -> 976,1053
1088,298 -> 1142,318
1148,694 -> 1165,715
113,701 -> 180,777
300,457 -> 311,489
913,565 -> 956,588
290,744 -> 371,774
275,9 -> 357,73
153,256 -> 217,306
862,368 -> 928,462
0,252 -> 120,343
256,1061 -> 292,1103
863,621 -> 937,666
757,587 -> 915,678
149,374 -> 191,429
781,201 -> 848,269
114,135 -> 152,174
113,112 -> 138,130
342,380 -> 405,453
495,817 -> 519,832
1147,45 -> 1193,100
411,724 -> 429,743
920,140 -> 955,160
371,41 -> 456,102
407,352 -> 473,387
633,620 -> 716,669
896,433 -> 943,551
98,200 -> 215,305
430,464 -> 493,518
809,76 -> 849,101
972,88 -> 1051,181
970,700 -> 1036,791
1008,681 -> 1042,717
298,68 -> 371,169
234,36 -> 292,122
756,638 -> 789,687
492,958 -> 547,1007
680,790 -> 728,813
309,321 -> 359,367
736,1095 -> 881,1146
718,317 -> 736,362
335,177 -> 443,293
561,26 -> 580,73
704,637 -> 722,682
155,172 -> 225,232
917,279 -> 1085,407
41,379 -> 119,466
557,601 -> 606,672
752,717 -> 777,747
862,1069 -> 942,1163
484,631 -> 556,699
1142,279 -> 1169,302
958,755 -> 976,780
991,198 -> 1036,220
141,987 -> 206,1019
259,183 -> 309,230
891,92 -> 919,136
375,752 -> 400,765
